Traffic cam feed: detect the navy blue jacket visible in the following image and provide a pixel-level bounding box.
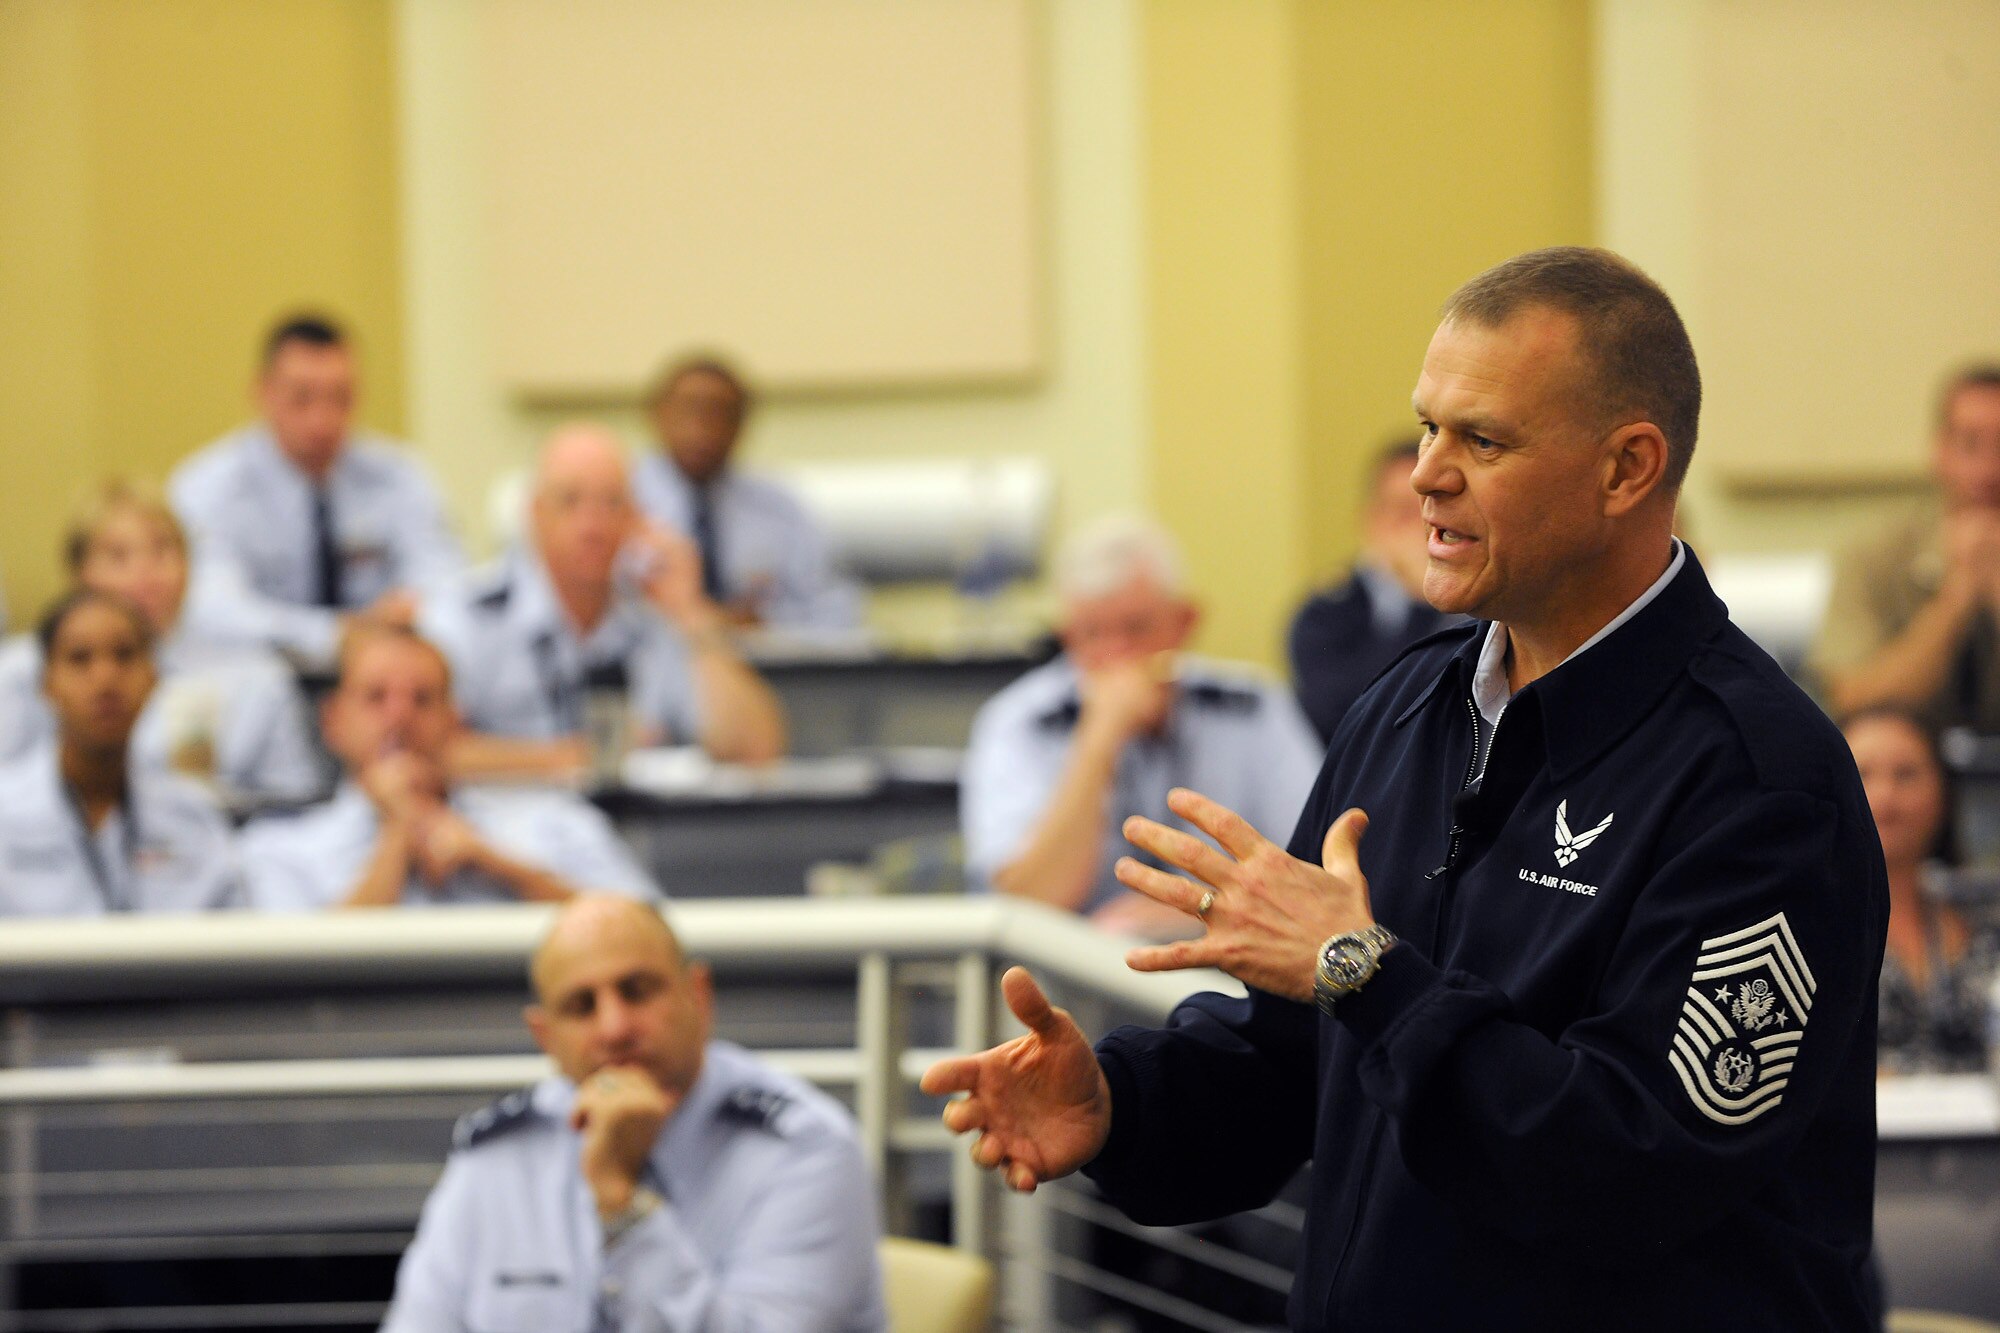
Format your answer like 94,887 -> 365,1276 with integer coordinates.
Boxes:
1086,550 -> 1887,1332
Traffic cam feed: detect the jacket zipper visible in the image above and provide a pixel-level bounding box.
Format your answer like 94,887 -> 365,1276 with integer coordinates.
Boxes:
1426,693 -> 1488,881
1326,694 -> 1487,1320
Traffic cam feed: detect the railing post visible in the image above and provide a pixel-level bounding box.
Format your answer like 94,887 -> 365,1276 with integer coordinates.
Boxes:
949,950 -> 993,1257
854,950 -> 901,1228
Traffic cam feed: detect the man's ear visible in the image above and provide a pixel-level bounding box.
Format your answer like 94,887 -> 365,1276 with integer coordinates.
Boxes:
1602,422 -> 1670,518
523,1004 -> 552,1057
689,961 -> 716,1036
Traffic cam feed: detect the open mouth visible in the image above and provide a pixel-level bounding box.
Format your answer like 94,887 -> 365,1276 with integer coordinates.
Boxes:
1429,525 -> 1475,554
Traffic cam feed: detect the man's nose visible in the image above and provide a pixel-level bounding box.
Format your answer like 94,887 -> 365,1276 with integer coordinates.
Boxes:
594,992 -> 638,1044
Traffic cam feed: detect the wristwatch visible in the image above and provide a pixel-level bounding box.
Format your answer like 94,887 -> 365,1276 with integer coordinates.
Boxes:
1313,924 -> 1397,1015
601,1185 -> 664,1248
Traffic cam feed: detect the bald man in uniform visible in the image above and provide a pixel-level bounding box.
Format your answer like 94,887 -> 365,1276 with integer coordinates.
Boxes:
383,896 -> 885,1331
422,426 -> 787,779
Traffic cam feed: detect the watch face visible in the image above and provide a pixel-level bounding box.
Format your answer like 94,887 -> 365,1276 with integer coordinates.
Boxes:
1323,940 -> 1372,989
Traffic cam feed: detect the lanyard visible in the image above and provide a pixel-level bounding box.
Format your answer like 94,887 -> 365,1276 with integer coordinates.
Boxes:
64,782 -> 135,914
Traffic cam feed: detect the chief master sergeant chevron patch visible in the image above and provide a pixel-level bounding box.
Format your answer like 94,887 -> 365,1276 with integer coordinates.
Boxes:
1668,912 -> 1817,1126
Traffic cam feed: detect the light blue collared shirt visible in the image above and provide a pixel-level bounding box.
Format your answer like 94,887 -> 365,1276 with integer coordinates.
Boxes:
0,745 -> 239,917
172,424 -> 465,663
382,1040 -> 887,1333
0,629 -> 325,803
419,550 -> 704,746
631,455 -> 864,631
238,782 -> 660,911
961,654 -> 1325,914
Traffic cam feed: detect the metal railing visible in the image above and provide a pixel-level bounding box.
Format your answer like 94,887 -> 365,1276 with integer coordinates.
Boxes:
0,898 -> 1289,1331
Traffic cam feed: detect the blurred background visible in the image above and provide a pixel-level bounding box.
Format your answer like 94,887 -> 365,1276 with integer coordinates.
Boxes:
2,3 -> 1999,1331
7,0 -> 1993,664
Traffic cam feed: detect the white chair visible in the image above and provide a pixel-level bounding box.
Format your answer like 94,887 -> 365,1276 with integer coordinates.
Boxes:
879,1237 -> 996,1333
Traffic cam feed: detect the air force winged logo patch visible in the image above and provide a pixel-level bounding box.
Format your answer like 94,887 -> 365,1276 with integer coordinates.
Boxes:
1668,912 -> 1816,1126
1553,800 -> 1614,868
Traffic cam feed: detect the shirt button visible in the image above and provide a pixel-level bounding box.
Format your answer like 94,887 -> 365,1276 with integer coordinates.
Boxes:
602,1278 -> 623,1299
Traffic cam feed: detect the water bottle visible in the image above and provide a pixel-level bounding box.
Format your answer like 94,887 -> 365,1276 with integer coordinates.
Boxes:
581,661 -> 632,790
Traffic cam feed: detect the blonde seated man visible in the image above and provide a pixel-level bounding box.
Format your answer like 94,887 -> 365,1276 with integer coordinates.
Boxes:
421,425 -> 787,780
0,484 -> 322,804
961,515 -> 1322,937
0,590 -> 238,916
382,895 -> 886,1332
239,627 -> 658,910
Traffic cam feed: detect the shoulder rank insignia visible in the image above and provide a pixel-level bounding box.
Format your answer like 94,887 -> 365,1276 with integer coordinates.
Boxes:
1667,912 -> 1816,1127
452,1088 -> 538,1151
1184,682 -> 1260,714
720,1086 -> 795,1133
1035,698 -> 1082,733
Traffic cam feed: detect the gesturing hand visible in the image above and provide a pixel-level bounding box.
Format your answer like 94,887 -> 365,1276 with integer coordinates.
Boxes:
919,968 -> 1113,1193
1114,788 -> 1376,1002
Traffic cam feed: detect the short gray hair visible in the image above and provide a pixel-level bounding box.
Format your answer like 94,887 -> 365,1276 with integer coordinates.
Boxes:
1054,514 -> 1186,601
1443,246 -> 1701,490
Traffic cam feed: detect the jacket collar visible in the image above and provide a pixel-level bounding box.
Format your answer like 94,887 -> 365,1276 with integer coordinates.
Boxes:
1396,546 -> 1731,781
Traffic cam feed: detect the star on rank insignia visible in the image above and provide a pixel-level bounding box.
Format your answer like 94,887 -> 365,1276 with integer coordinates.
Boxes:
1667,912 -> 1815,1126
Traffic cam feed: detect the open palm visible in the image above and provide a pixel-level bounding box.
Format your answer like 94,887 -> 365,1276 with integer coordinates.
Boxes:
920,968 -> 1112,1193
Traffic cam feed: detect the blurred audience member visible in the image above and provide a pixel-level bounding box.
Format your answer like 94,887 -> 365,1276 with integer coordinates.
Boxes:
1814,365 -> 2000,728
171,314 -> 463,665
1288,439 -> 1459,743
240,627 -> 658,910
423,424 -> 786,778
961,515 -> 1321,937
0,485 -> 322,802
633,356 -> 864,631
1845,707 -> 1996,1073
382,896 -> 885,1331
0,591 -> 237,916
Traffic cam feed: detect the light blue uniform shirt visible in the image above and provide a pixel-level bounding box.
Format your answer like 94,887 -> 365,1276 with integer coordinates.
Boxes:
961,655 -> 1325,913
0,630 -> 324,803
420,551 -> 703,746
171,424 -> 465,663
239,783 -> 660,910
0,745 -> 239,916
631,455 -> 864,631
382,1040 -> 887,1333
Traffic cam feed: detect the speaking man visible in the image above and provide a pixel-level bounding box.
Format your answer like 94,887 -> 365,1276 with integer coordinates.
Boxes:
925,248 -> 1887,1331
382,895 -> 885,1331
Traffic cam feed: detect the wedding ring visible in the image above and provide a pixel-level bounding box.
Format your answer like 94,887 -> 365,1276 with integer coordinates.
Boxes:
1195,889 -> 1217,919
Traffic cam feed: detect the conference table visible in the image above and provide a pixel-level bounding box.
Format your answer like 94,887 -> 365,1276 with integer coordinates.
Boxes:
738,629 -> 1052,756
590,748 -> 964,897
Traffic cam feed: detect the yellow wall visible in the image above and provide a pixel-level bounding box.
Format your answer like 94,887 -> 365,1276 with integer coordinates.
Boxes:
397,0 -> 1152,643
1141,1 -> 1309,667
1293,1 -> 1595,579
1141,0 -> 1594,664
1597,0 -> 2000,558
0,0 -> 404,623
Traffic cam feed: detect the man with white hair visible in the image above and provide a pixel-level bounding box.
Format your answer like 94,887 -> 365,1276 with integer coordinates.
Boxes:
960,515 -> 1321,935
421,424 -> 787,777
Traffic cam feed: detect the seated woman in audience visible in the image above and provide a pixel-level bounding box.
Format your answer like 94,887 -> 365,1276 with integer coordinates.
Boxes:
0,590 -> 239,915
1844,706 -> 1998,1073
0,484 -> 323,804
